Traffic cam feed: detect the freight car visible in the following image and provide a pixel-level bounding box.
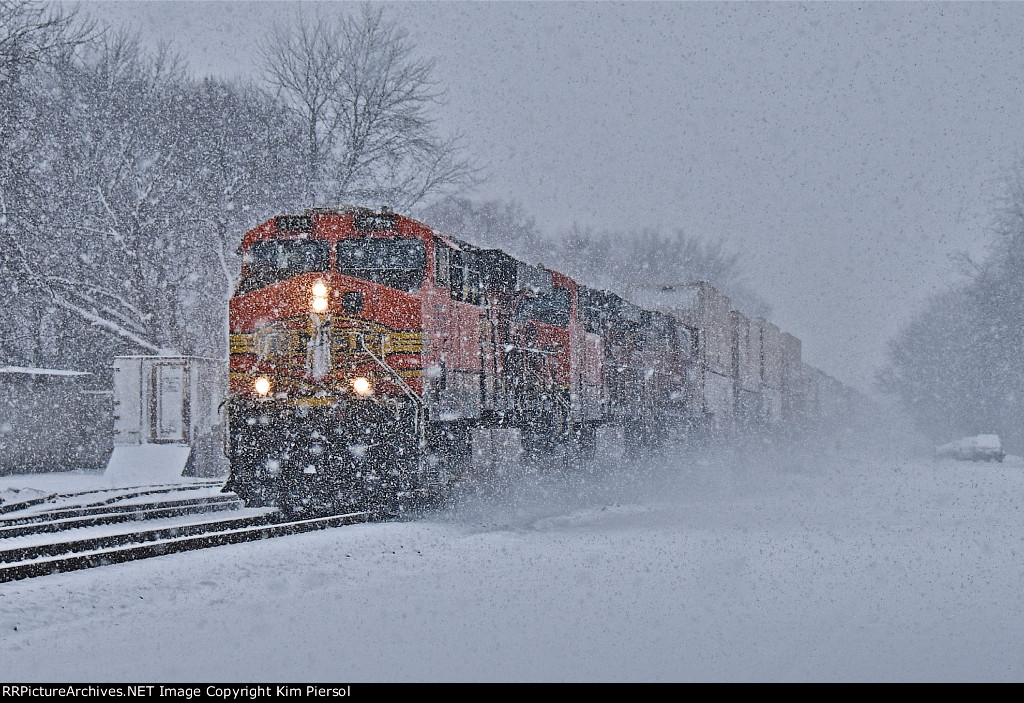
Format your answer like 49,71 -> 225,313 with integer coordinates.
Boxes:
223,206 -> 849,515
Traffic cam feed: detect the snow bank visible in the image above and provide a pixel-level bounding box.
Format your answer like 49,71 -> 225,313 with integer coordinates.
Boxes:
104,444 -> 192,486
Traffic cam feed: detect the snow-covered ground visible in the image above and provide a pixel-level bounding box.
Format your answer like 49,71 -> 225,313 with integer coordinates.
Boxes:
1,431 -> 1022,682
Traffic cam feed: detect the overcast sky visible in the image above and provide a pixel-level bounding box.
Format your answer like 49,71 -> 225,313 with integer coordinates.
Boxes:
71,1 -> 1024,396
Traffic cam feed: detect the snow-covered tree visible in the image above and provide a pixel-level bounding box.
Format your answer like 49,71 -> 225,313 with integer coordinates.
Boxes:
880,166 -> 1024,452
0,1 -> 477,370
1,26 -> 307,363
0,0 -> 92,150
260,3 -> 476,209
0,0 -> 94,366
421,197 -> 545,263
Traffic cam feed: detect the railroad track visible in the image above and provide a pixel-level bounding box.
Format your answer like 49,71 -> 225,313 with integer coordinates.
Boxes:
0,509 -> 370,584
0,493 -> 245,538
0,478 -> 374,583
0,479 -> 225,518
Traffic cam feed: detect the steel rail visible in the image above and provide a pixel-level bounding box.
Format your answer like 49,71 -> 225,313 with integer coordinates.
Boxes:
0,494 -> 244,538
0,490 -> 237,525
0,480 -> 224,517
0,510 -> 370,584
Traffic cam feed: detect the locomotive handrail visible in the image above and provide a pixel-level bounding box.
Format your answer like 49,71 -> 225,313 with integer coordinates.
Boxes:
528,363 -> 571,416
355,333 -> 423,407
356,332 -> 426,443
508,344 -> 560,356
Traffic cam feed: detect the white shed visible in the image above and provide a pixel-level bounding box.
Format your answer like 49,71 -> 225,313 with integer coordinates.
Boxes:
106,356 -> 226,483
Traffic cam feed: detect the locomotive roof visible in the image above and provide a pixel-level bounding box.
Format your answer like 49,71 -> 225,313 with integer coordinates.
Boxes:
239,208 -> 438,251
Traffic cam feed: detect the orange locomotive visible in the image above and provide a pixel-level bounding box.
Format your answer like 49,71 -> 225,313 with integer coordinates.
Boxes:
224,206 -> 642,514
223,207 -> 863,515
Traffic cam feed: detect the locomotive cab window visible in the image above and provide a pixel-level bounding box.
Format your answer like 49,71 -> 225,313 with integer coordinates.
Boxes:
336,238 -> 426,292
516,287 -> 571,328
236,239 -> 330,295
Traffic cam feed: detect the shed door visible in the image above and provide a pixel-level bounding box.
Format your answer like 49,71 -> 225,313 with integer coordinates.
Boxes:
151,364 -> 187,442
113,358 -> 143,442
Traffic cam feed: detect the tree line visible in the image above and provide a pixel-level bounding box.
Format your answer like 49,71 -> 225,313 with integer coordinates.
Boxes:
423,197 -> 767,318
0,0 -> 758,383
879,170 -> 1024,452
0,1 -> 475,374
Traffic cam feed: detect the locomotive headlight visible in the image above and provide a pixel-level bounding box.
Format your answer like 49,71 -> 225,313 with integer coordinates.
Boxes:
254,376 -> 272,396
311,281 -> 329,312
352,376 -> 373,396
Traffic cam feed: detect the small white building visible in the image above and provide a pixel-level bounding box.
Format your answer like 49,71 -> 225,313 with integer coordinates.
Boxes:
105,356 -> 227,483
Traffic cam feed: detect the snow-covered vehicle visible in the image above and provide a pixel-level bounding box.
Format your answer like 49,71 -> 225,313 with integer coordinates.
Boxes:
935,434 -> 1005,463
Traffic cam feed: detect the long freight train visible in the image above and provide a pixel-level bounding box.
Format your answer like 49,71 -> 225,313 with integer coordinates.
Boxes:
224,206 -> 855,514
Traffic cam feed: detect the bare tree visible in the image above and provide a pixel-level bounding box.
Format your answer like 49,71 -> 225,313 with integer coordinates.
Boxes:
0,0 -> 93,140
1,28 -> 307,360
0,1 -> 94,364
259,10 -> 341,203
422,197 -> 545,262
879,164 -> 1024,452
545,224 -> 769,317
261,4 -> 476,209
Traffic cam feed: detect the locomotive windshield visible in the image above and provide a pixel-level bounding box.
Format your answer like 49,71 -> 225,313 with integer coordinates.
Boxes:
336,238 -> 426,292
236,239 -> 330,294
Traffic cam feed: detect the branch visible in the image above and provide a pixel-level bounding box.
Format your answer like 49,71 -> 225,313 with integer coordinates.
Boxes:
43,274 -> 147,332
48,290 -> 161,353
